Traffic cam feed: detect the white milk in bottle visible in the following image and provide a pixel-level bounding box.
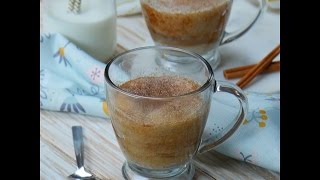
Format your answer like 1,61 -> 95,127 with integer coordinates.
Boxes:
43,0 -> 117,62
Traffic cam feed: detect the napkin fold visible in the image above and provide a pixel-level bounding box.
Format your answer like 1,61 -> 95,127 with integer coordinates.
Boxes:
116,0 -> 141,16
40,33 -> 279,172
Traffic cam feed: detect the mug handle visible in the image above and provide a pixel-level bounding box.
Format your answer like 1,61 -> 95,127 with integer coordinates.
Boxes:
220,0 -> 267,45
198,80 -> 248,154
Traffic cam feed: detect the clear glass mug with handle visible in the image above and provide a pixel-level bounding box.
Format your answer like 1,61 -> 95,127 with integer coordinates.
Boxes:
104,46 -> 248,180
140,0 -> 267,69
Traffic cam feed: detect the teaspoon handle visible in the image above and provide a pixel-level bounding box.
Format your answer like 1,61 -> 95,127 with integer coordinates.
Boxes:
72,126 -> 84,168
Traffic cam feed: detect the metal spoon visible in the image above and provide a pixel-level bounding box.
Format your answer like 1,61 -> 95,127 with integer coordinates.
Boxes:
69,126 -> 95,179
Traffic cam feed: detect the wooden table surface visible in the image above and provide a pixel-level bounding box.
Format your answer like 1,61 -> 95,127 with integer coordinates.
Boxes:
40,2 -> 280,179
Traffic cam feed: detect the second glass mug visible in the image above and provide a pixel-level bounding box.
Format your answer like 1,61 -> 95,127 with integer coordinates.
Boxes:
104,46 -> 248,179
140,0 -> 267,69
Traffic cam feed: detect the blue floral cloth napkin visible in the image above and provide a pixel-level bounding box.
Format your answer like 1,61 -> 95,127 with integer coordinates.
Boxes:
40,33 -> 280,172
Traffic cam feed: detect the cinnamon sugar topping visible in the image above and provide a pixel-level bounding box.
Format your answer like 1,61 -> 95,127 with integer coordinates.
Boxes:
120,76 -> 201,97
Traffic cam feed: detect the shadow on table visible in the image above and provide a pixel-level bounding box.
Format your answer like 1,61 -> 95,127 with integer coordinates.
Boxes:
193,151 -> 280,180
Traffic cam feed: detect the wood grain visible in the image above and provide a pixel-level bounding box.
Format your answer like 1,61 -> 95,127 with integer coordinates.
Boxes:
40,110 -> 122,179
40,2 -> 280,179
40,110 -> 280,180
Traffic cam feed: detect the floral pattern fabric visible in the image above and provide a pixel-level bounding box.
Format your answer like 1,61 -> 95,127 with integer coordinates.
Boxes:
40,33 -> 279,172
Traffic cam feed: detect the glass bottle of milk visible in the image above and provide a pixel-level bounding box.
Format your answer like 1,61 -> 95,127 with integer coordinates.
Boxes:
43,0 -> 117,62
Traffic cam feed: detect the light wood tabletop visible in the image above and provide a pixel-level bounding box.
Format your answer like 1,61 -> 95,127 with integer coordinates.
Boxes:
40,2 -> 280,179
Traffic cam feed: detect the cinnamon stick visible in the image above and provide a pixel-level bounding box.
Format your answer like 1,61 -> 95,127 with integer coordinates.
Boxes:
224,61 -> 280,79
236,44 -> 280,88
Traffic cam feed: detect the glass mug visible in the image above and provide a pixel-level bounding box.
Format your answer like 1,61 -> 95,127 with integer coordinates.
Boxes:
140,0 -> 267,69
104,46 -> 248,179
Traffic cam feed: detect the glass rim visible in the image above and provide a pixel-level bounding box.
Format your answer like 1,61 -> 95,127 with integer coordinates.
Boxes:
104,46 -> 214,100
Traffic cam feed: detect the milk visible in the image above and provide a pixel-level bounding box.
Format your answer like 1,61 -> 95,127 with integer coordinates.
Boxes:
43,0 -> 117,62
